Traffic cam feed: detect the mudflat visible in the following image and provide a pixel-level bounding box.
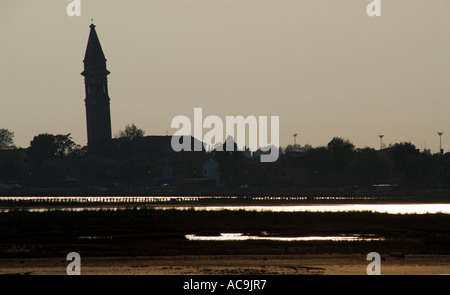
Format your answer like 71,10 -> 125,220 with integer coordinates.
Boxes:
1,254 -> 449,275
0,208 -> 449,275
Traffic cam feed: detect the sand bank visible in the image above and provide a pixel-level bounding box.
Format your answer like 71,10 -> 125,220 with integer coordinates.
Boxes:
1,254 -> 449,275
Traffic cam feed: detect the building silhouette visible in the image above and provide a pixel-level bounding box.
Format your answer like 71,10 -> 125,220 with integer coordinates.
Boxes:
81,24 -> 112,146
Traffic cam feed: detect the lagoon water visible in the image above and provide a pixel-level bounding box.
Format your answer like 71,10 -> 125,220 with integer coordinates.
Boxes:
185,233 -> 385,242
0,195 -> 449,214
165,203 -> 450,214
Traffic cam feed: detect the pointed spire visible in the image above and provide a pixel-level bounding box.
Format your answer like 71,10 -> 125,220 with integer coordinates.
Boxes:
81,23 -> 110,77
83,23 -> 106,63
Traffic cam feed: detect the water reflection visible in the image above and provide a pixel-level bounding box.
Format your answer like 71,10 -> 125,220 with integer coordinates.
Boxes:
1,195 -> 450,214
0,207 -> 121,213
78,236 -> 113,240
1,203 -> 449,214
161,204 -> 450,214
185,233 -> 385,242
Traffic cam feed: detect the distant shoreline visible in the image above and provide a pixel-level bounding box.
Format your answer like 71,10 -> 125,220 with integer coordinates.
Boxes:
1,187 -> 449,198
0,189 -> 449,208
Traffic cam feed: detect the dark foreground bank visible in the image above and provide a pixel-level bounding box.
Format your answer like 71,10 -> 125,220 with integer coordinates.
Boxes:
0,209 -> 449,258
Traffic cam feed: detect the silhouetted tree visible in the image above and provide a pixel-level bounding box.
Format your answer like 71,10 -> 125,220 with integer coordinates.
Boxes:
27,134 -> 79,165
0,129 -> 16,150
284,144 -> 312,154
24,134 -> 80,186
304,146 -> 333,186
89,124 -> 146,159
284,144 -> 301,153
115,123 -> 145,140
0,149 -> 28,181
392,142 -> 421,187
350,147 -> 389,186
327,137 -> 356,185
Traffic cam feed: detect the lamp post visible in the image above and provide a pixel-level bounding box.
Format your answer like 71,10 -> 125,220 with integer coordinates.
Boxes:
438,132 -> 443,155
293,133 -> 298,146
378,135 -> 384,150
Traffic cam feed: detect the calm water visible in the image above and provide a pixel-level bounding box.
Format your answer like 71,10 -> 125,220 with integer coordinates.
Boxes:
185,233 -> 385,242
1,196 -> 449,214
164,204 -> 450,214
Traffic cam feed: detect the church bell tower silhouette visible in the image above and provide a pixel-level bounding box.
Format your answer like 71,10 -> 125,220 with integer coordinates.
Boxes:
81,23 -> 112,146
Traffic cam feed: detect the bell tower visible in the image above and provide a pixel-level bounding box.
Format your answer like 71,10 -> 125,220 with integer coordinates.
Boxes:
81,23 -> 112,146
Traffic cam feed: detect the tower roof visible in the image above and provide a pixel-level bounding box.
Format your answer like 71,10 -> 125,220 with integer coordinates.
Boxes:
83,24 -> 106,63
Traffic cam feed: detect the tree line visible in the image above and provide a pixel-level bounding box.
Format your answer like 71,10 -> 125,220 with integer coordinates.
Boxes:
0,127 -> 449,190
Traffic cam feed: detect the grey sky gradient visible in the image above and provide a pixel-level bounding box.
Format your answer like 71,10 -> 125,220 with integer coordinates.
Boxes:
1,0 -> 449,153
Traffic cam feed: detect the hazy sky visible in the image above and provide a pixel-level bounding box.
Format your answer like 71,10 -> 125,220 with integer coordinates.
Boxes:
1,0 -> 449,152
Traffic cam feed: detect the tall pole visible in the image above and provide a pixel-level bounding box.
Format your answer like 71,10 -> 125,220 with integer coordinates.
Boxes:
438,132 -> 443,155
378,135 -> 384,150
293,133 -> 298,146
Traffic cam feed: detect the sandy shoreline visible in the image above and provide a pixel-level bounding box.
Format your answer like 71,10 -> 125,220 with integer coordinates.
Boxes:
1,254 -> 449,275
